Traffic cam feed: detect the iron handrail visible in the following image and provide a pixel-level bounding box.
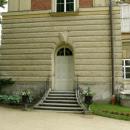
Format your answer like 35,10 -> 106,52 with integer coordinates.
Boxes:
45,75 -> 50,92
40,76 -> 51,102
34,76 -> 51,107
75,75 -> 87,113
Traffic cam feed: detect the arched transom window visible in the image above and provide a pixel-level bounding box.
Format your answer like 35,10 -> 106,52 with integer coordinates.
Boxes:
57,47 -> 73,56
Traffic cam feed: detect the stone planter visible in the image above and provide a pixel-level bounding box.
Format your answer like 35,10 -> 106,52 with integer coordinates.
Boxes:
84,95 -> 93,110
120,90 -> 130,107
120,99 -> 130,107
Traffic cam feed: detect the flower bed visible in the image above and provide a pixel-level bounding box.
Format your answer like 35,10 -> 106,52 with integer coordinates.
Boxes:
91,103 -> 130,121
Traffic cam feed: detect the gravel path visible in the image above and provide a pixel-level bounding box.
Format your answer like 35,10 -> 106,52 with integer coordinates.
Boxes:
0,106 -> 130,130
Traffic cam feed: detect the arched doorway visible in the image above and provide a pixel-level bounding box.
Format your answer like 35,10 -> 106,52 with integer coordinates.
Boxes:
54,46 -> 74,91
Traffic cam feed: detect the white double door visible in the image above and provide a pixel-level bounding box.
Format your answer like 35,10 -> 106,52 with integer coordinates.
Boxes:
55,56 -> 74,91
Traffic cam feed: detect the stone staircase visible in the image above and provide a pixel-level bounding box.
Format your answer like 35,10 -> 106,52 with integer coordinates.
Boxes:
34,90 -> 84,113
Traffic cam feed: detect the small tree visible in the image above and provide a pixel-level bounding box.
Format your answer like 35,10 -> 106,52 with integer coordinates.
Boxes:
0,0 -> 7,8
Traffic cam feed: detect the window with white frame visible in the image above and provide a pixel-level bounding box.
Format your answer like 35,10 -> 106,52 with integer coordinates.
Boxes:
121,4 -> 130,32
54,0 -> 76,12
123,59 -> 130,79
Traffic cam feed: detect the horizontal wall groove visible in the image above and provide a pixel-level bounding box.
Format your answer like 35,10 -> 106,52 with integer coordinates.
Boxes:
0,49 -> 52,54
2,13 -> 120,23
3,29 -> 121,35
1,46 -> 53,49
2,30 -> 121,36
3,20 -> 120,28
2,35 -> 121,40
2,24 -> 120,30
2,36 -> 121,43
2,21 -> 120,29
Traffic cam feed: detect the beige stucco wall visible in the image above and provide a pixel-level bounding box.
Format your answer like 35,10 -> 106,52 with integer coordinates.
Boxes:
0,7 -> 122,101
8,0 -> 19,11
8,0 -> 31,11
122,33 -> 130,58
93,0 -> 109,7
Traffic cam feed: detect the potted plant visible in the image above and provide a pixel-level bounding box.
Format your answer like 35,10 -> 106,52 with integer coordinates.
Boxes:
21,90 -> 32,110
83,87 -> 94,110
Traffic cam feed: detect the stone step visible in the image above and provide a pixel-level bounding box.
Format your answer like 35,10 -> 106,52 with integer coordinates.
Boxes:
48,93 -> 76,97
39,103 -> 80,107
44,99 -> 77,104
34,106 -> 83,111
46,97 -> 77,100
34,90 -> 84,113
50,91 -> 75,94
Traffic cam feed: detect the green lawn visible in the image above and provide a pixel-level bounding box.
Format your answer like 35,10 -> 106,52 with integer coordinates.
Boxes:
90,103 -> 130,121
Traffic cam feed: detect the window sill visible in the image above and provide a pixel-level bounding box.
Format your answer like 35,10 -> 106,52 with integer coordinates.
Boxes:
123,79 -> 130,82
49,11 -> 79,17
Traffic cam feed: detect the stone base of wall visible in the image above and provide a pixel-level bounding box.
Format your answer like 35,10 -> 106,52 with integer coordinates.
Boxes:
78,83 -> 123,102
120,99 -> 130,107
1,81 -> 50,100
79,83 -> 112,102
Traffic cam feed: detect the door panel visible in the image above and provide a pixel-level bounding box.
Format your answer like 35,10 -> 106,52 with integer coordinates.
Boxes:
55,56 -> 74,91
